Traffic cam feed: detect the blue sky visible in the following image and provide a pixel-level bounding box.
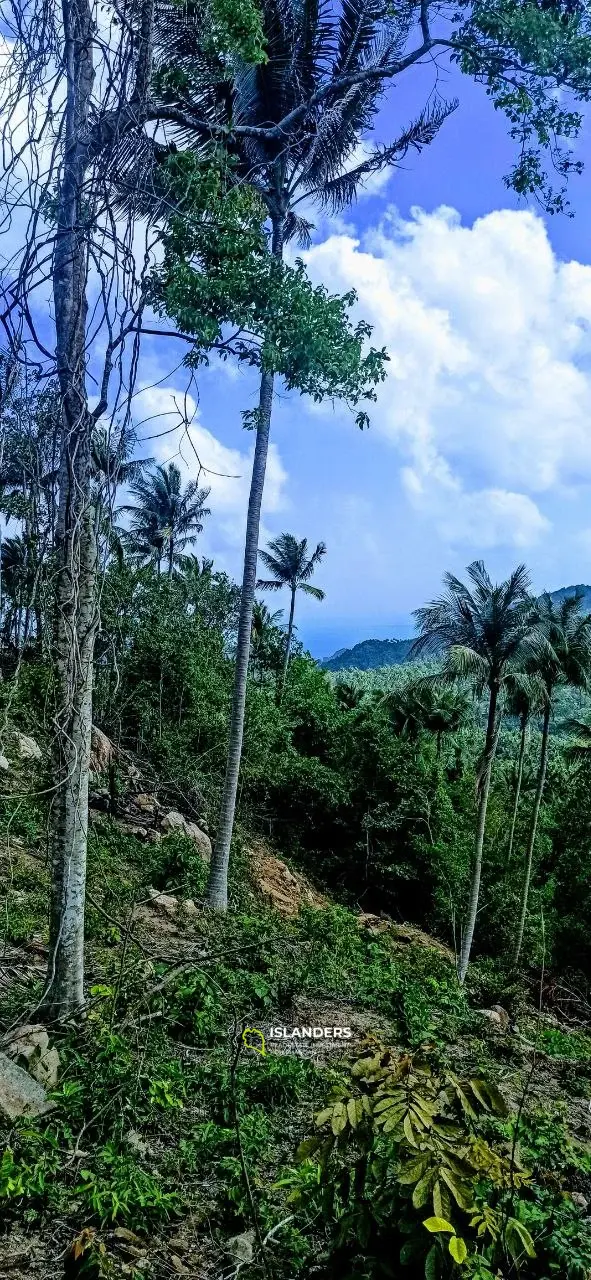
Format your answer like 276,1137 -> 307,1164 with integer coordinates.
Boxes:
137,58 -> 591,659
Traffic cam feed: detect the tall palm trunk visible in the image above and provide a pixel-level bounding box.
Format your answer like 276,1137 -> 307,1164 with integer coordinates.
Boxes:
458,682 -> 499,984
168,536 -> 174,577
506,711 -> 527,869
279,585 -> 296,701
206,216 -> 284,910
513,700 -> 551,967
41,0 -> 98,1019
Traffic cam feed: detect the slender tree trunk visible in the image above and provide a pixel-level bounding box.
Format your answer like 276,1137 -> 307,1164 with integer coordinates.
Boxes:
458,682 -> 499,985
168,537 -> 174,577
206,216 -> 285,910
41,0 -> 98,1019
436,730 -> 442,761
505,711 -> 527,869
279,586 -> 296,702
513,701 -> 551,967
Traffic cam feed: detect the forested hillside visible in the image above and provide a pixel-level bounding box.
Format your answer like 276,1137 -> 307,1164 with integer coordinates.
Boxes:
3,0 -> 591,1276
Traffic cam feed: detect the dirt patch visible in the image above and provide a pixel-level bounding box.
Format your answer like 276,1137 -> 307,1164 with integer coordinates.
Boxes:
249,843 -> 326,916
357,912 -> 455,961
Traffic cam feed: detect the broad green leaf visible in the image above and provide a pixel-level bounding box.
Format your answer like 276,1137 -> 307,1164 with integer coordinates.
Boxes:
412,1169 -> 435,1208
347,1098 -> 360,1129
403,1112 -> 418,1147
331,1102 -> 348,1135
468,1078 -> 491,1110
449,1236 -> 468,1264
315,1107 -> 333,1127
295,1136 -> 322,1162
424,1244 -> 439,1280
507,1218 -> 536,1258
398,1156 -> 430,1185
423,1216 -> 455,1234
439,1168 -> 473,1211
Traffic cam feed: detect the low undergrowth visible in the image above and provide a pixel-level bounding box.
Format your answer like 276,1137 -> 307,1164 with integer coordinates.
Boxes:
1,822 -> 591,1278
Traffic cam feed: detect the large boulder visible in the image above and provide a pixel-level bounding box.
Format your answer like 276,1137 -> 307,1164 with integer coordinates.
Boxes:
160,811 -> 211,860
90,725 -> 115,775
0,1052 -> 54,1120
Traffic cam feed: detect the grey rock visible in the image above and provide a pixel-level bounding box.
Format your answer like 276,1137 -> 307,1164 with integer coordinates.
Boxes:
15,733 -> 42,761
182,899 -> 199,918
0,1052 -> 54,1120
227,1230 -> 255,1264
0,754 -> 8,771
31,1047 -> 60,1090
160,810 -> 212,860
147,888 -> 178,915
571,1192 -> 589,1211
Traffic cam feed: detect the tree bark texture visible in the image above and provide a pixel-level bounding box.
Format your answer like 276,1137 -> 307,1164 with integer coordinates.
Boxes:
458,682 -> 500,984
513,700 -> 551,967
206,217 -> 285,909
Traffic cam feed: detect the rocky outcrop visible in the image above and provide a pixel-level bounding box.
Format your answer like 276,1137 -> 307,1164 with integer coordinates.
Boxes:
0,1052 -> 54,1120
160,810 -> 211,859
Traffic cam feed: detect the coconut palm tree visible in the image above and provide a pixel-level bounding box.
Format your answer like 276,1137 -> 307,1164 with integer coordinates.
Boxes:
124,463 -> 211,577
513,594 -> 591,966
250,600 -> 285,682
257,533 -> 326,697
335,681 -> 364,711
387,679 -> 469,758
413,561 -> 533,983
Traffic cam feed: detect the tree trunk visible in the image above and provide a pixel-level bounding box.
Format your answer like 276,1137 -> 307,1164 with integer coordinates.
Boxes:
279,586 -> 296,701
206,216 -> 284,910
513,700 -> 551,968
41,0 -> 98,1019
458,682 -> 499,985
168,536 -> 174,577
505,711 -> 527,869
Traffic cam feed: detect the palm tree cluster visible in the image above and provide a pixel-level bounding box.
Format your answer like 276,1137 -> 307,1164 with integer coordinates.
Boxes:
122,463 -> 211,578
414,563 -> 591,982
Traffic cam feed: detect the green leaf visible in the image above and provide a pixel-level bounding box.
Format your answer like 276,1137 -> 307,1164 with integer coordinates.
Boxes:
347,1098 -> 361,1129
412,1169 -> 435,1208
331,1102 -> 348,1136
439,1168 -> 473,1211
423,1216 -> 455,1234
425,1245 -> 439,1280
507,1218 -> 536,1258
449,1236 -> 468,1264
403,1112 -> 418,1147
398,1156 -> 430,1185
295,1136 -> 322,1162
315,1107 -> 333,1127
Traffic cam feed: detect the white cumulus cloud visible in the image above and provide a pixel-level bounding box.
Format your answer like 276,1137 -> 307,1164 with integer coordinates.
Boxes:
303,205 -> 591,549
132,385 -> 288,571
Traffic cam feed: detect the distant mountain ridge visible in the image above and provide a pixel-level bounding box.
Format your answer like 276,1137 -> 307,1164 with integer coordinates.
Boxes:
320,584 -> 591,672
321,637 -> 415,672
